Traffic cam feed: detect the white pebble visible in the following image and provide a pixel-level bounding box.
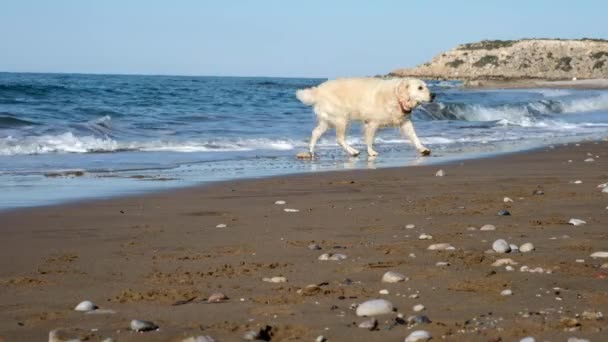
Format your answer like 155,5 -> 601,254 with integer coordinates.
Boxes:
480,224 -> 496,231
492,258 -> 518,267
182,336 -> 215,342
492,239 -> 511,253
501,289 -> 513,296
603,187 -> 608,194
509,244 -> 519,252
405,330 -> 431,342
315,336 -> 326,342
382,271 -> 408,283
520,337 -> 535,342
284,208 -> 300,212
356,299 -> 394,316
413,304 -> 425,312
574,180 -> 582,184
405,224 -> 416,229
418,233 -> 433,240
503,197 -> 514,203
427,243 -> 454,251
130,319 -> 158,332
584,158 -> 595,162
598,182 -> 608,188
74,300 -> 97,312
520,242 -> 535,253
590,251 -> 608,258
567,338 -> 590,342
505,265 -> 515,271
568,218 -> 586,226
435,169 -> 445,177
262,276 -> 287,283
435,261 -> 450,267
379,289 -> 389,295
274,200 -> 286,205
215,224 -> 227,228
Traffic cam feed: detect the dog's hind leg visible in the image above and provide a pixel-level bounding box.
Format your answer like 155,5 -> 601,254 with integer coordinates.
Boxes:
364,121 -> 379,156
400,119 -> 430,156
335,121 -> 360,156
309,120 -> 329,155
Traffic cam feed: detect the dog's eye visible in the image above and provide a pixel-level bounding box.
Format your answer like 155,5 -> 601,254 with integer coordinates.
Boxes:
418,86 -> 423,90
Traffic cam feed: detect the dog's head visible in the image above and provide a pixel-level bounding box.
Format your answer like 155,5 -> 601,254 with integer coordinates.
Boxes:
394,78 -> 435,113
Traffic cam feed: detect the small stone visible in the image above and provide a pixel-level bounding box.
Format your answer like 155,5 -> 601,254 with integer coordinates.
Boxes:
492,239 -> 511,253
74,300 -> 97,312
427,243 -> 454,251
492,258 -> 518,267
501,289 -> 513,296
318,253 -> 347,261
435,169 -> 445,177
584,158 -> 595,162
242,330 -> 258,340
130,319 -> 158,332
532,189 -> 544,195
603,187 -> 608,194
382,271 -> 408,283
405,330 -> 431,342
520,265 -> 530,272
283,208 -> 300,212
581,311 -> 603,320
574,180 -> 583,184
505,265 -> 515,271
519,337 -> 535,342
296,151 -> 313,159
567,338 -> 590,342
497,210 -> 511,216
600,263 -> 608,269
418,233 -> 433,240
407,315 -> 432,325
207,292 -> 229,303
263,276 -> 287,283
435,261 -> 450,267
405,224 -> 416,229
182,336 -> 216,342
379,289 -> 389,295
298,284 -> 321,296
215,224 -> 227,228
409,294 -> 419,299
274,200 -> 286,205
509,244 -> 519,252
243,326 -> 272,341
315,336 -> 326,342
356,299 -> 394,316
413,304 -> 425,312
568,218 -> 586,226
358,318 -> 378,330
503,197 -> 514,203
591,251 -> 608,258
480,224 -> 496,231
520,242 -> 535,253
308,243 -> 322,250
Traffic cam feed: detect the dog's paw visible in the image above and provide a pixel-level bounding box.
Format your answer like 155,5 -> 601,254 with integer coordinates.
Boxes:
367,149 -> 379,157
419,149 -> 431,156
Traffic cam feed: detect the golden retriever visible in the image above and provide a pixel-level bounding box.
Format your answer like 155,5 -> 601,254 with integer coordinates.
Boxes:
296,77 -> 435,157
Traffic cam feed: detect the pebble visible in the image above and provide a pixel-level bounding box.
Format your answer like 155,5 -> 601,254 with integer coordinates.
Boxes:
435,169 -> 445,177
520,242 -> 535,253
597,182 -> 608,188
182,336 -> 215,342
74,300 -> 97,312
520,338 -> 535,342
242,330 -> 258,340
358,318 -> 378,330
297,284 -> 321,296
283,208 -> 300,212
130,319 -> 159,332
418,233 -> 433,240
568,218 -> 586,226
274,200 -> 286,205
382,271 -> 408,283
509,244 -> 519,252
567,338 -> 590,342
404,330 -> 431,342
318,253 -> 347,261
503,197 -> 514,203
315,336 -> 326,342
435,261 -> 450,267
207,292 -> 229,303
427,243 -> 454,251
480,224 -> 496,231
505,265 -> 515,271
262,276 -> 287,283
379,289 -> 389,295
574,180 -> 583,184
532,189 -> 544,195
492,258 -> 518,267
492,239 -> 511,253
603,187 -> 608,194
601,263 -> 608,269
584,158 -> 595,162
497,210 -> 511,216
356,299 -> 394,316
501,289 -> 513,296
413,304 -> 425,312
581,311 -> 603,320
407,315 -> 432,325
590,251 -> 608,258
215,224 -> 227,228
405,224 -> 416,229
308,243 -> 322,250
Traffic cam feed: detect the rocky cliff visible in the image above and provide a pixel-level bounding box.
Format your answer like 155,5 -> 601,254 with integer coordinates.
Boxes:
391,39 -> 608,81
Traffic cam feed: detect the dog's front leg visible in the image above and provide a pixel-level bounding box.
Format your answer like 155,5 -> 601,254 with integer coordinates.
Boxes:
364,121 -> 379,156
400,119 -> 430,156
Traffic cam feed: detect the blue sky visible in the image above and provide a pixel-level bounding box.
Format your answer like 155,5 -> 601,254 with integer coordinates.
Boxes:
2,0 -> 607,78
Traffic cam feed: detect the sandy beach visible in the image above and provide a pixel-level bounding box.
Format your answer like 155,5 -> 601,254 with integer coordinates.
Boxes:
1,141 -> 608,341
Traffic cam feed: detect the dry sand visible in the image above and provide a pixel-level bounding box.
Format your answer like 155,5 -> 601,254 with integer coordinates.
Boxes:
1,141 -> 608,341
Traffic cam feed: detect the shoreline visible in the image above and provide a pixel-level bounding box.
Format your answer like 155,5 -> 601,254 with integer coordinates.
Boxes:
1,140 -> 608,341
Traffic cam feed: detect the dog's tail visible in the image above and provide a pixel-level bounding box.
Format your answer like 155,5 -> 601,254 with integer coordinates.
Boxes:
295,87 -> 318,106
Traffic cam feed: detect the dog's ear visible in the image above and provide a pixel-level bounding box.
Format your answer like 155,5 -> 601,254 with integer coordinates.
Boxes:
394,80 -> 416,113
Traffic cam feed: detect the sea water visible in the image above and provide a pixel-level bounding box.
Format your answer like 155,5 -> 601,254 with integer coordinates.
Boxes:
1,73 -> 607,209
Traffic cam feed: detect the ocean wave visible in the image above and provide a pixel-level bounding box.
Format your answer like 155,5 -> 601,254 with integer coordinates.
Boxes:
0,132 -> 298,156
0,113 -> 38,128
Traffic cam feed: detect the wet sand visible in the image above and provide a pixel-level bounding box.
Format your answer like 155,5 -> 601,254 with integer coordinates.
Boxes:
1,141 -> 608,341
